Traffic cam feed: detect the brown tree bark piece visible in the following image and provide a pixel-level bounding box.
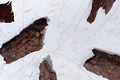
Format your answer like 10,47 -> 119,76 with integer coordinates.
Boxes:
0,1 -> 14,23
84,49 -> 120,80
39,59 -> 57,80
87,0 -> 116,23
0,17 -> 48,63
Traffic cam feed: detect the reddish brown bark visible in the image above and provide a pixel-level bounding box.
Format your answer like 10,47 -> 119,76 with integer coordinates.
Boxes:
0,17 -> 48,63
0,1 -> 14,23
39,59 -> 57,80
84,49 -> 120,80
87,0 -> 116,23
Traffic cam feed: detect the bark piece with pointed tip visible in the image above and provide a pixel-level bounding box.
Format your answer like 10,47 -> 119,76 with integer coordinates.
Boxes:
39,59 -> 57,80
84,49 -> 120,80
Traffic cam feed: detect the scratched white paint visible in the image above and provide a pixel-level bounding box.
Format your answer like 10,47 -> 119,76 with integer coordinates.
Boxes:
0,0 -> 120,80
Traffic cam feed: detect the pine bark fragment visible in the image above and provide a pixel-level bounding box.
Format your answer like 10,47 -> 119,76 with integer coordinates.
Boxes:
84,49 -> 120,80
0,1 -> 14,23
39,59 -> 57,80
87,0 -> 116,23
0,17 -> 48,63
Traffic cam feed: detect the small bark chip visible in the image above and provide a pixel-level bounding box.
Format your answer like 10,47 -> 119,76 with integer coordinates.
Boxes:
39,59 -> 57,80
0,1 -> 14,23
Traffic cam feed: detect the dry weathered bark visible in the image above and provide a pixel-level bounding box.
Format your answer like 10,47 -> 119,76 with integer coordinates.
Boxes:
87,0 -> 116,23
39,59 -> 57,80
84,49 -> 120,80
0,1 -> 14,23
0,17 -> 48,63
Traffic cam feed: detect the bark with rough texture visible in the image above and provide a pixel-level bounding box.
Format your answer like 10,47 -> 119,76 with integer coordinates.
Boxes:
87,0 -> 116,23
84,49 -> 120,80
0,1 -> 14,23
0,17 -> 48,63
39,59 -> 57,80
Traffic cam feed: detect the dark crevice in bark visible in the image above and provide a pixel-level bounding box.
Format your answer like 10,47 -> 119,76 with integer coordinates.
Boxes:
87,0 -> 116,23
0,17 -> 48,63
84,48 -> 120,80
0,1 -> 14,23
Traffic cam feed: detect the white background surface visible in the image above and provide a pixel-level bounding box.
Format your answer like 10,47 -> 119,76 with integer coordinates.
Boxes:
0,0 -> 120,80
